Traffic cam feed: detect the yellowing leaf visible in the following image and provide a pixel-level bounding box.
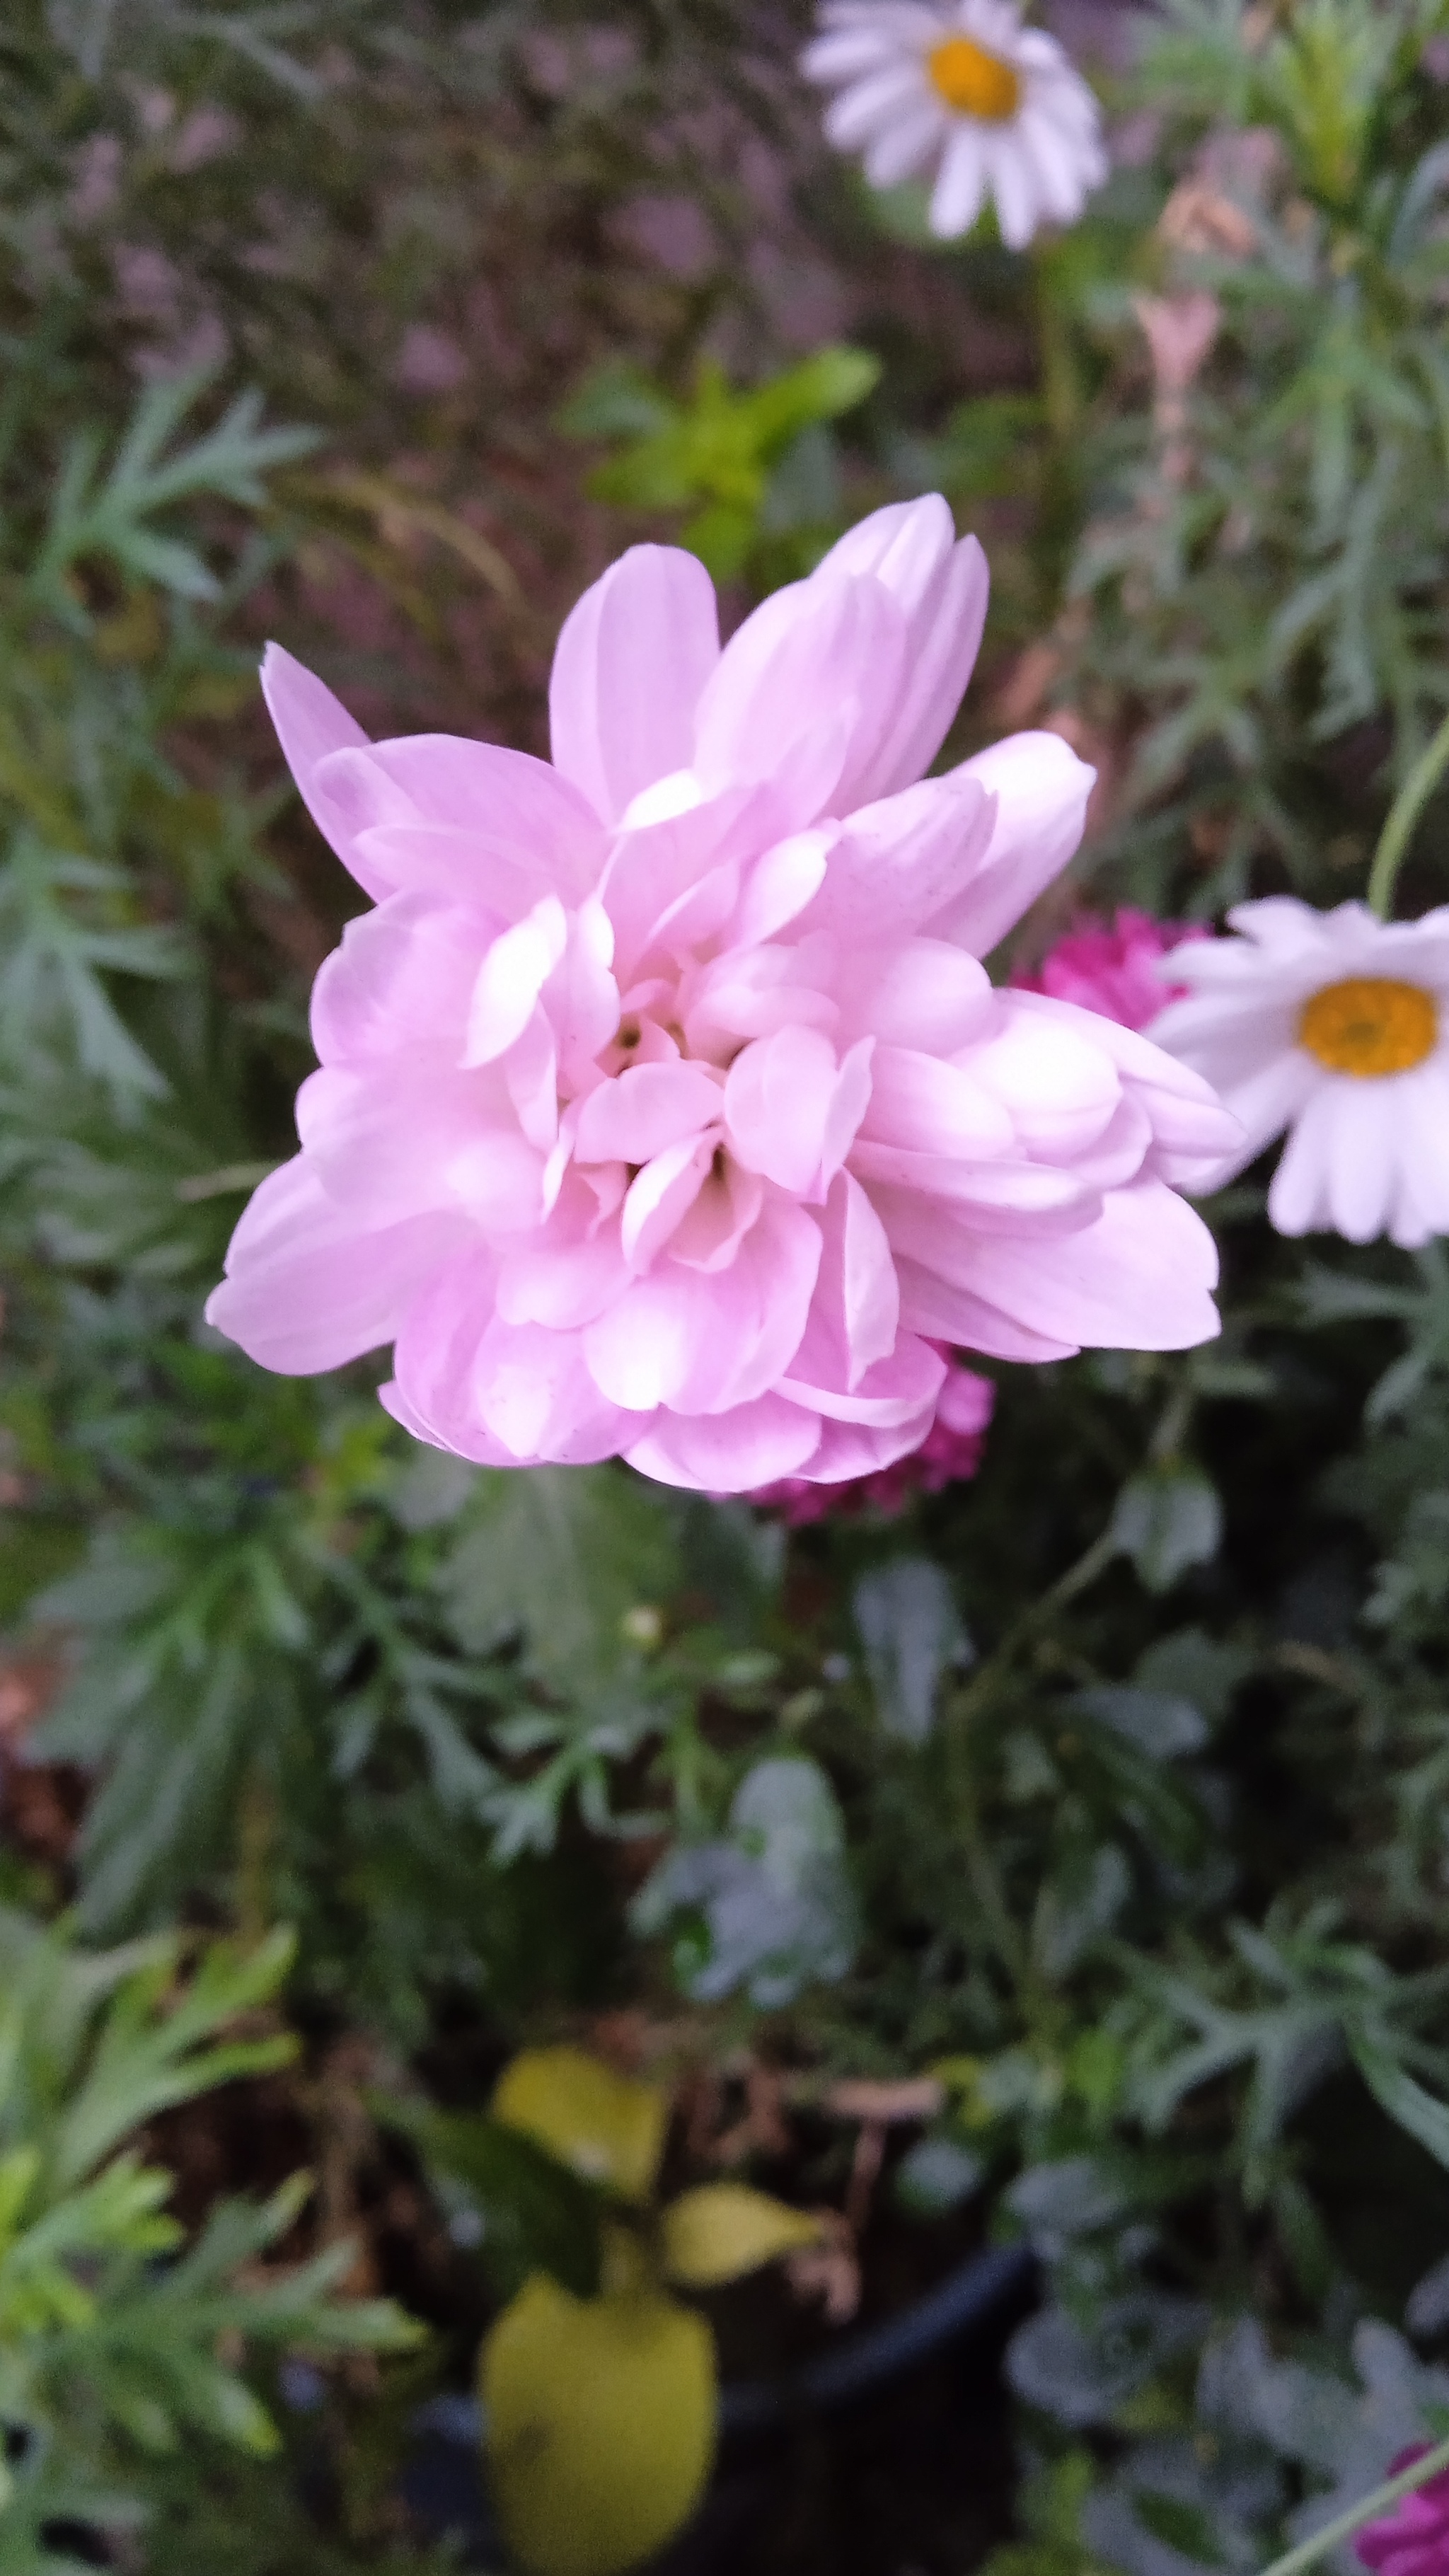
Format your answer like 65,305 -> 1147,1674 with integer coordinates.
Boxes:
482,2274 -> 715,2576
492,2047 -> 668,2203
661,2183 -> 822,2287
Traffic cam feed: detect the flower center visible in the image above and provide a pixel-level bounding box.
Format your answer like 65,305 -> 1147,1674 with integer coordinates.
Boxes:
1297,976 -> 1438,1077
927,34 -> 1021,120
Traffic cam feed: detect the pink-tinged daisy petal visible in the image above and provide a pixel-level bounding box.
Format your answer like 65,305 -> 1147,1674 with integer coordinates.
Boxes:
795,773 -> 995,946
1007,991 -> 1242,1186
549,544 -> 721,826
894,1254 -> 1082,1361
295,1062 -> 502,1226
732,828 -> 836,949
841,938 -> 994,1054
954,1179 -> 1220,1351
260,644 -> 385,899
463,898 -> 570,1068
964,1007 -> 1121,1157
858,1044 -> 1016,1158
205,1156 -> 471,1374
541,899 -> 620,1088
310,896 -> 480,1065
892,1178 -> 1219,1353
795,1407 -> 942,1486
600,778 -> 786,983
627,1392 -> 823,1492
780,1330 -> 947,1427
471,1316 -> 649,1464
693,571 -> 906,815
495,1220 -> 633,1332
807,501 -> 991,804
724,1027 -> 869,1199
575,1061 -> 723,1167
620,1136 -> 715,1272
668,1158 -> 765,1273
320,737 -> 604,908
928,731 -> 1095,957
790,1168 -> 902,1390
862,1154 -> 1098,1235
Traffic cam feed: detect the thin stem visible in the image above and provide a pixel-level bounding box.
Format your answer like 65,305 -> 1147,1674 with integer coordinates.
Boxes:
1258,2432 -> 1449,2576
942,1522 -> 1120,2000
1367,705 -> 1449,918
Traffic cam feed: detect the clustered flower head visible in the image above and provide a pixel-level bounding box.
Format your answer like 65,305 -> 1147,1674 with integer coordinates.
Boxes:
1356,2451 -> 1449,2576
802,0 -> 1107,247
1015,906 -> 1206,1033
207,497 -> 1238,1496
751,1351 -> 993,1522
1150,897 -> 1449,1247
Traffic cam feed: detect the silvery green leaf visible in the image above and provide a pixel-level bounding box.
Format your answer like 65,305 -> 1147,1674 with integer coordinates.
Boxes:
1075,1687 -> 1208,1759
1007,2157 -> 1127,2251
1032,1844 -> 1133,1980
1407,2253 -> 1449,2340
853,1557 -> 969,1745
631,1757 -> 859,2009
893,2135 -> 984,2217
1112,1468 -> 1223,1594
1008,2290 -> 1209,2429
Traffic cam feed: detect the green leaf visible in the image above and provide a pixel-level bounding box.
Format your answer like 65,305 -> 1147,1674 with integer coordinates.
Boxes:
1110,1467 -> 1223,1593
1349,2029 -> 1449,2169
375,2098 -> 603,2302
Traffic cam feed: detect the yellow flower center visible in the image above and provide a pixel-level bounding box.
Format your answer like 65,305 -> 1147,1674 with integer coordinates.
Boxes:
1297,976 -> 1438,1077
927,34 -> 1021,120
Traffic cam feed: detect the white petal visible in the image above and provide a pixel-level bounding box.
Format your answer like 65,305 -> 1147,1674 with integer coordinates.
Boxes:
929,126 -> 986,238
1266,1087 -> 1335,1237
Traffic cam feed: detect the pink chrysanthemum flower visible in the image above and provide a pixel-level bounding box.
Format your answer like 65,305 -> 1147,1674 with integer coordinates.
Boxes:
1015,907 -> 1207,1032
752,1353 -> 994,1523
1356,2450 -> 1449,2576
206,498 -> 1238,1494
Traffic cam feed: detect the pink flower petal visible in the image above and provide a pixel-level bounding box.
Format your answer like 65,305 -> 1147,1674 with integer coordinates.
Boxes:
795,773 -> 996,946
260,643 -> 384,899
725,1027 -> 858,1196
549,543 -> 720,825
205,1155 -> 471,1373
463,899 -> 569,1067
928,731 -> 1094,957
627,1392 -> 823,1491
575,1061 -> 724,1166
620,1136 -> 715,1271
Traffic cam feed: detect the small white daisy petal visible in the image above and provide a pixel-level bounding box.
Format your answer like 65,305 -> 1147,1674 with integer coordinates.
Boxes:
1150,894 -> 1449,1250
801,0 -> 1107,250
930,125 -> 986,236
864,100 -> 946,187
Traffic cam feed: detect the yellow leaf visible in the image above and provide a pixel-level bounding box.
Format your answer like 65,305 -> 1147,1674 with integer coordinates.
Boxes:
492,2047 -> 668,2203
482,2274 -> 715,2576
661,2183 -> 822,2288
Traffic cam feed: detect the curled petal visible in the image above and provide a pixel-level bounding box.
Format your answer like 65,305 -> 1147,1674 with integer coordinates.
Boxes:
205,1156 -> 471,1374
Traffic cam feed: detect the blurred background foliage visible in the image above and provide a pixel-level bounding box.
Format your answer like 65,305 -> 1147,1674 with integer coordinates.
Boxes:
8,0 -> 1449,2571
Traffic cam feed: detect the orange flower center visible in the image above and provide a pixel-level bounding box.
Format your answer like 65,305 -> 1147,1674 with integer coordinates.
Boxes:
927,34 -> 1021,120
1297,976 -> 1438,1077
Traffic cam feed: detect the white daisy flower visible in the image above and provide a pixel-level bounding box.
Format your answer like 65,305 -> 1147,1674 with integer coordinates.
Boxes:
1149,897 -> 1449,1248
801,0 -> 1108,248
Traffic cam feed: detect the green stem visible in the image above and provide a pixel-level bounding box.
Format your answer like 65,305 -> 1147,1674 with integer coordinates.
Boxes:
1366,705 -> 1449,919
1258,2432 -> 1449,2576
943,1522 -> 1119,2000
